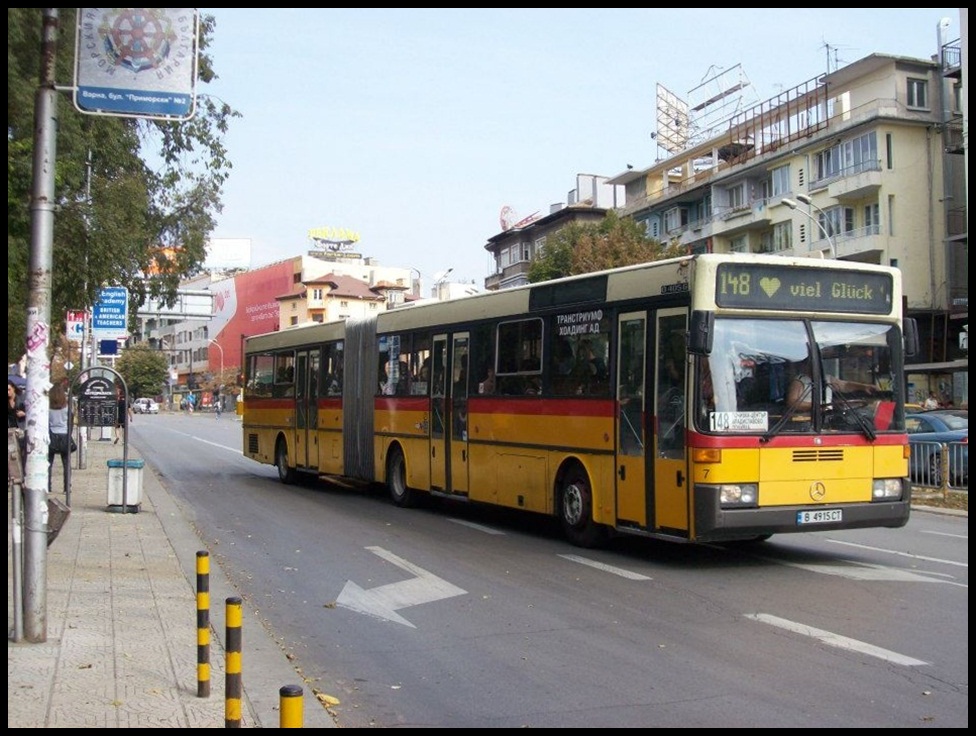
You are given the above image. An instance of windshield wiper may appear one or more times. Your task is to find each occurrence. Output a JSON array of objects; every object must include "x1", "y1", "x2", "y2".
[
  {"x1": 762, "y1": 401, "x2": 802, "y2": 443},
  {"x1": 827, "y1": 389, "x2": 877, "y2": 441}
]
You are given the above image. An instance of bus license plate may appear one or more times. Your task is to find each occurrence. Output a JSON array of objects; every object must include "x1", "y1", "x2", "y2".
[{"x1": 797, "y1": 509, "x2": 842, "y2": 525}]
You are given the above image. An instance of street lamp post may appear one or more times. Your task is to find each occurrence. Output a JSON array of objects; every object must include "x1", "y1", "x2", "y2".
[
  {"x1": 208, "y1": 339, "x2": 224, "y2": 386},
  {"x1": 408, "y1": 267, "x2": 422, "y2": 299},
  {"x1": 780, "y1": 193, "x2": 837, "y2": 259}
]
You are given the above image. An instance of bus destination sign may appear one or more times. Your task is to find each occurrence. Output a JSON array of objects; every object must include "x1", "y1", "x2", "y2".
[{"x1": 715, "y1": 263, "x2": 893, "y2": 314}]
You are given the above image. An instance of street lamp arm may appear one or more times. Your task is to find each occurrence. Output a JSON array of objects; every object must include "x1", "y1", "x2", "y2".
[{"x1": 779, "y1": 196, "x2": 836, "y2": 259}]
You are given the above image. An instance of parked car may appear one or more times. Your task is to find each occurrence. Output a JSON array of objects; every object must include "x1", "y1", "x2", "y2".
[
  {"x1": 905, "y1": 409, "x2": 968, "y2": 487},
  {"x1": 132, "y1": 398, "x2": 159, "y2": 415}
]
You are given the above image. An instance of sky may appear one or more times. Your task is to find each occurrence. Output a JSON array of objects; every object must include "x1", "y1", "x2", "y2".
[{"x1": 199, "y1": 8, "x2": 962, "y2": 290}]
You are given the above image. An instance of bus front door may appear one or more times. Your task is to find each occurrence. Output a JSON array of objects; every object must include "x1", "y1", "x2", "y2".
[
  {"x1": 615, "y1": 312, "x2": 647, "y2": 526},
  {"x1": 654, "y1": 309, "x2": 689, "y2": 534}
]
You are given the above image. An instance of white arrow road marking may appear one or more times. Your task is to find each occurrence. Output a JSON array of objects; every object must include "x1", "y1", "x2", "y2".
[
  {"x1": 336, "y1": 546, "x2": 467, "y2": 628},
  {"x1": 746, "y1": 613, "x2": 929, "y2": 666}
]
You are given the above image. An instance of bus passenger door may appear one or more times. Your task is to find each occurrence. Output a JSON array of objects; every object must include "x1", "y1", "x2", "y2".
[
  {"x1": 449, "y1": 334, "x2": 470, "y2": 495},
  {"x1": 615, "y1": 313, "x2": 647, "y2": 527},
  {"x1": 654, "y1": 309, "x2": 689, "y2": 533},
  {"x1": 294, "y1": 351, "x2": 311, "y2": 470},
  {"x1": 429, "y1": 335, "x2": 448, "y2": 491}
]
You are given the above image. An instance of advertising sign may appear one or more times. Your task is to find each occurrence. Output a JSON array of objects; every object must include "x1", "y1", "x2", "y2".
[
  {"x1": 73, "y1": 8, "x2": 199, "y2": 121},
  {"x1": 92, "y1": 287, "x2": 129, "y2": 339},
  {"x1": 66, "y1": 310, "x2": 86, "y2": 343}
]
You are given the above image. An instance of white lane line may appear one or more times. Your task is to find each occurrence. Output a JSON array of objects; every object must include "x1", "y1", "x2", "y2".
[
  {"x1": 447, "y1": 518, "x2": 506, "y2": 535},
  {"x1": 745, "y1": 613, "x2": 929, "y2": 666},
  {"x1": 921, "y1": 530, "x2": 968, "y2": 540},
  {"x1": 160, "y1": 428, "x2": 244, "y2": 454},
  {"x1": 826, "y1": 538, "x2": 967, "y2": 568},
  {"x1": 558, "y1": 554, "x2": 652, "y2": 580}
]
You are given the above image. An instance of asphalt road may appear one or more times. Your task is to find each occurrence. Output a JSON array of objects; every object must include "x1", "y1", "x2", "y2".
[{"x1": 130, "y1": 412, "x2": 968, "y2": 728}]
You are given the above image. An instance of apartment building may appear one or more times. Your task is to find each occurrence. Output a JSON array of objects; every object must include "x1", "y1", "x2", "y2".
[{"x1": 485, "y1": 41, "x2": 967, "y2": 405}]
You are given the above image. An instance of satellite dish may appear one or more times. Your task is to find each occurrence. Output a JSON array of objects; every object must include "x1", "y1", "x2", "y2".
[{"x1": 499, "y1": 205, "x2": 518, "y2": 231}]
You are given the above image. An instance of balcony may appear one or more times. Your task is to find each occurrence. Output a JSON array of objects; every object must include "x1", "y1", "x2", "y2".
[{"x1": 711, "y1": 198, "x2": 773, "y2": 237}]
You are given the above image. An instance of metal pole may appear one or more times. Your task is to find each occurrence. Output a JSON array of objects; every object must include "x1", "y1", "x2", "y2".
[{"x1": 23, "y1": 7, "x2": 61, "y2": 643}]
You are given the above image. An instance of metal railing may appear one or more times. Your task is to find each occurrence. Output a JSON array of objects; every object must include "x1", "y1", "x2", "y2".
[{"x1": 908, "y1": 439, "x2": 969, "y2": 492}]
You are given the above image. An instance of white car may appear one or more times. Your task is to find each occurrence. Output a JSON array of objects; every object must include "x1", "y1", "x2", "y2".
[{"x1": 133, "y1": 398, "x2": 159, "y2": 414}]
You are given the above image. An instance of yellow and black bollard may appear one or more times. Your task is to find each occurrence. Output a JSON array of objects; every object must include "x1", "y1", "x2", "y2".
[
  {"x1": 225, "y1": 596, "x2": 243, "y2": 727},
  {"x1": 280, "y1": 684, "x2": 304, "y2": 728},
  {"x1": 196, "y1": 551, "x2": 210, "y2": 698}
]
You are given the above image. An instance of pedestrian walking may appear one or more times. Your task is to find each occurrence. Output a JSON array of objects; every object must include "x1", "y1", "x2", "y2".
[
  {"x1": 48, "y1": 382, "x2": 75, "y2": 494},
  {"x1": 8, "y1": 378, "x2": 27, "y2": 477},
  {"x1": 113, "y1": 385, "x2": 133, "y2": 445}
]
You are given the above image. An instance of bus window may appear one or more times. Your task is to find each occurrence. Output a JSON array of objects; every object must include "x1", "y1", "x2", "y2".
[
  {"x1": 497, "y1": 318, "x2": 542, "y2": 395},
  {"x1": 324, "y1": 342, "x2": 343, "y2": 396},
  {"x1": 248, "y1": 353, "x2": 275, "y2": 398},
  {"x1": 274, "y1": 353, "x2": 295, "y2": 398}
]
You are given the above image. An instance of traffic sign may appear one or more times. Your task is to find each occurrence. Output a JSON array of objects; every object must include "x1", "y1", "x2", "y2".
[
  {"x1": 73, "y1": 9, "x2": 200, "y2": 122},
  {"x1": 66, "y1": 310, "x2": 86, "y2": 343}
]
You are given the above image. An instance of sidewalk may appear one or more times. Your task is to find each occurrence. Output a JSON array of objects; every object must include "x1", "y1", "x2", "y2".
[{"x1": 8, "y1": 433, "x2": 336, "y2": 728}]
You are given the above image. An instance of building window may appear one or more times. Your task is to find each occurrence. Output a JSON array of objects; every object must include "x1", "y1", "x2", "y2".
[
  {"x1": 290, "y1": 316, "x2": 298, "y2": 326},
  {"x1": 907, "y1": 78, "x2": 928, "y2": 109},
  {"x1": 340, "y1": 300, "x2": 349, "y2": 308},
  {"x1": 816, "y1": 206, "x2": 854, "y2": 239},
  {"x1": 312, "y1": 288, "x2": 323, "y2": 300},
  {"x1": 772, "y1": 221, "x2": 792, "y2": 252},
  {"x1": 534, "y1": 236, "x2": 546, "y2": 258},
  {"x1": 770, "y1": 165, "x2": 790, "y2": 198},
  {"x1": 864, "y1": 203, "x2": 880, "y2": 235},
  {"x1": 726, "y1": 183, "x2": 746, "y2": 210},
  {"x1": 664, "y1": 207, "x2": 688, "y2": 233},
  {"x1": 730, "y1": 235, "x2": 748, "y2": 253},
  {"x1": 815, "y1": 147, "x2": 840, "y2": 181}
]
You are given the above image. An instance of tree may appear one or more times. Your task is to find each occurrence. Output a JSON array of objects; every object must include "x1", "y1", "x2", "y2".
[
  {"x1": 115, "y1": 344, "x2": 169, "y2": 400},
  {"x1": 7, "y1": 9, "x2": 240, "y2": 363},
  {"x1": 527, "y1": 211, "x2": 686, "y2": 283}
]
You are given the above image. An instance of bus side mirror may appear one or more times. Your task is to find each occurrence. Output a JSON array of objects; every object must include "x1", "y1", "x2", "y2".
[
  {"x1": 688, "y1": 310, "x2": 713, "y2": 356},
  {"x1": 903, "y1": 317, "x2": 919, "y2": 358}
]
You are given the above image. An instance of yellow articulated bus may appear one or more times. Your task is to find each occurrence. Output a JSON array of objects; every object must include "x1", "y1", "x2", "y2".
[{"x1": 243, "y1": 253, "x2": 918, "y2": 547}]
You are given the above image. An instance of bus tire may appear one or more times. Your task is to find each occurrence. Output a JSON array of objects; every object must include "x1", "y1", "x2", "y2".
[
  {"x1": 276, "y1": 437, "x2": 295, "y2": 485},
  {"x1": 387, "y1": 446, "x2": 416, "y2": 508},
  {"x1": 558, "y1": 463, "x2": 607, "y2": 548}
]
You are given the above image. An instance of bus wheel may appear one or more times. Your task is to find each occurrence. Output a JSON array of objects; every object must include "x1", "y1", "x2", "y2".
[
  {"x1": 387, "y1": 446, "x2": 416, "y2": 508},
  {"x1": 276, "y1": 437, "x2": 295, "y2": 485},
  {"x1": 558, "y1": 464, "x2": 606, "y2": 548}
]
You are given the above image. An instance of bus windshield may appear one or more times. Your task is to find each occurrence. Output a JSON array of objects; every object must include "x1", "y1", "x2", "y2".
[{"x1": 697, "y1": 318, "x2": 903, "y2": 435}]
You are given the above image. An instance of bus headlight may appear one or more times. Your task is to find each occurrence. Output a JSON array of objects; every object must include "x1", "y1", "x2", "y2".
[
  {"x1": 872, "y1": 478, "x2": 904, "y2": 501},
  {"x1": 718, "y1": 484, "x2": 758, "y2": 508}
]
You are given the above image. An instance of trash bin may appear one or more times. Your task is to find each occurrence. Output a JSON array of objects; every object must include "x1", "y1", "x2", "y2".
[{"x1": 107, "y1": 458, "x2": 144, "y2": 512}]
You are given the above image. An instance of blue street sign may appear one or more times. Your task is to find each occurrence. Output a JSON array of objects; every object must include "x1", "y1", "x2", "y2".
[{"x1": 92, "y1": 286, "x2": 128, "y2": 338}]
